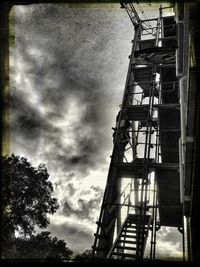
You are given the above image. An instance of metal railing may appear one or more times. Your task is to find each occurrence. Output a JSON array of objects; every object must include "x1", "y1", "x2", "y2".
[{"x1": 92, "y1": 182, "x2": 132, "y2": 255}]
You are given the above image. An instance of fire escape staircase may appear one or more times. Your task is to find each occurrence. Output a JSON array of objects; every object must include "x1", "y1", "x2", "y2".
[
  {"x1": 92, "y1": 2, "x2": 182, "y2": 261},
  {"x1": 106, "y1": 214, "x2": 152, "y2": 260}
]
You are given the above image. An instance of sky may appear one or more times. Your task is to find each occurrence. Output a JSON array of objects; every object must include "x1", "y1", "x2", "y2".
[{"x1": 9, "y1": 2, "x2": 182, "y2": 259}]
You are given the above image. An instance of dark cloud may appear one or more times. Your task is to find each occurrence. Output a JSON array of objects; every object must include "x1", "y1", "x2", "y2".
[
  {"x1": 11, "y1": 4, "x2": 119, "y2": 177},
  {"x1": 9, "y1": 92, "x2": 43, "y2": 139},
  {"x1": 61, "y1": 185, "x2": 103, "y2": 220},
  {"x1": 66, "y1": 183, "x2": 76, "y2": 197},
  {"x1": 62, "y1": 198, "x2": 99, "y2": 220},
  {"x1": 39, "y1": 127, "x2": 110, "y2": 177},
  {"x1": 9, "y1": 90, "x2": 46, "y2": 156}
]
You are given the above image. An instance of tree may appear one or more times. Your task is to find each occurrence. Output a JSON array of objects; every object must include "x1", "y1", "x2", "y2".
[
  {"x1": 13, "y1": 231, "x2": 73, "y2": 261},
  {"x1": 1, "y1": 154, "x2": 59, "y2": 257},
  {"x1": 74, "y1": 249, "x2": 93, "y2": 261}
]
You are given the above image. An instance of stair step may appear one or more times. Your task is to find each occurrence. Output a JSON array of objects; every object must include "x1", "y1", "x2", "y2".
[
  {"x1": 126, "y1": 224, "x2": 148, "y2": 228},
  {"x1": 122, "y1": 227, "x2": 148, "y2": 237},
  {"x1": 120, "y1": 234, "x2": 137, "y2": 238},
  {"x1": 125, "y1": 225, "x2": 148, "y2": 230},
  {"x1": 118, "y1": 238, "x2": 146, "y2": 243},
  {"x1": 125, "y1": 225, "x2": 137, "y2": 229},
  {"x1": 117, "y1": 240, "x2": 137, "y2": 245},
  {"x1": 114, "y1": 245, "x2": 137, "y2": 251},
  {"x1": 111, "y1": 252, "x2": 136, "y2": 258},
  {"x1": 126, "y1": 221, "x2": 137, "y2": 225},
  {"x1": 125, "y1": 226, "x2": 148, "y2": 231},
  {"x1": 127, "y1": 214, "x2": 152, "y2": 224},
  {"x1": 120, "y1": 234, "x2": 147, "y2": 238},
  {"x1": 122, "y1": 229, "x2": 137, "y2": 234},
  {"x1": 126, "y1": 220, "x2": 149, "y2": 225}
]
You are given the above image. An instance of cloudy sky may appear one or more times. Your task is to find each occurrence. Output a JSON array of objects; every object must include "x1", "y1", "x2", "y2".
[{"x1": 9, "y1": 2, "x2": 182, "y2": 258}]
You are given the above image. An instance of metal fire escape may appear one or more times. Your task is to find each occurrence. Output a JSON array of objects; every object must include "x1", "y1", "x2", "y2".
[{"x1": 92, "y1": 1, "x2": 183, "y2": 261}]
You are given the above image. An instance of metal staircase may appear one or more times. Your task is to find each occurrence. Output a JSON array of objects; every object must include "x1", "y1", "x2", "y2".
[{"x1": 107, "y1": 214, "x2": 152, "y2": 260}]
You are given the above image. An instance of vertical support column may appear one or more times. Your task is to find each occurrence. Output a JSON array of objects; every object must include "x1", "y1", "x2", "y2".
[
  {"x1": 0, "y1": 3, "x2": 12, "y2": 156},
  {"x1": 95, "y1": 163, "x2": 121, "y2": 258}
]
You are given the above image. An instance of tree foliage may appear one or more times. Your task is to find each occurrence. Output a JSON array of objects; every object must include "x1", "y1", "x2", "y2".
[
  {"x1": 74, "y1": 249, "x2": 93, "y2": 261},
  {"x1": 1, "y1": 154, "x2": 59, "y2": 256},
  {"x1": 13, "y1": 231, "x2": 73, "y2": 261}
]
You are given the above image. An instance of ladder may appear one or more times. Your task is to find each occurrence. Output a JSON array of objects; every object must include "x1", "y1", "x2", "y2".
[{"x1": 107, "y1": 214, "x2": 152, "y2": 260}]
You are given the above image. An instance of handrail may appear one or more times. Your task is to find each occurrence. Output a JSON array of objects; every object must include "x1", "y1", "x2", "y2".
[
  {"x1": 105, "y1": 182, "x2": 131, "y2": 214},
  {"x1": 179, "y1": 138, "x2": 184, "y2": 203},
  {"x1": 179, "y1": 76, "x2": 188, "y2": 146},
  {"x1": 106, "y1": 214, "x2": 130, "y2": 259},
  {"x1": 94, "y1": 182, "x2": 131, "y2": 243},
  {"x1": 103, "y1": 194, "x2": 130, "y2": 236},
  {"x1": 156, "y1": 16, "x2": 161, "y2": 47}
]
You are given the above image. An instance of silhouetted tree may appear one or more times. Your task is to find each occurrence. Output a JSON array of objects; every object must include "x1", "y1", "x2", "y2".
[
  {"x1": 13, "y1": 231, "x2": 73, "y2": 261},
  {"x1": 1, "y1": 154, "x2": 59, "y2": 258},
  {"x1": 74, "y1": 249, "x2": 93, "y2": 261}
]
